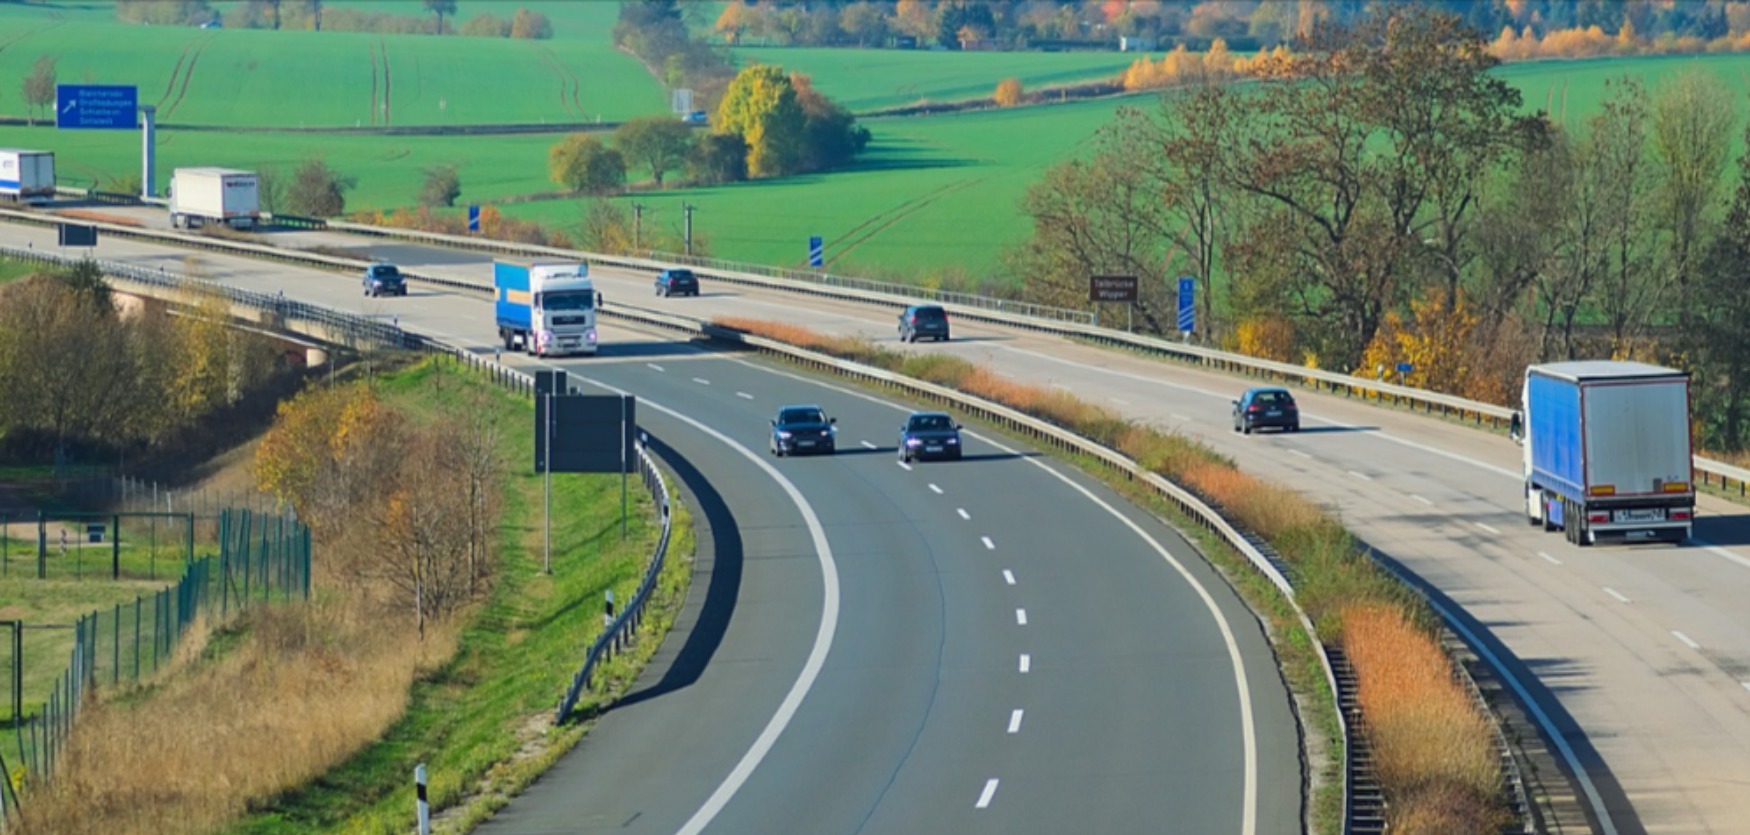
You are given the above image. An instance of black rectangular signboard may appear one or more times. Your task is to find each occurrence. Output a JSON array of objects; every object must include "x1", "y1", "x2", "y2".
[
  {"x1": 535, "y1": 393, "x2": 636, "y2": 474},
  {"x1": 58, "y1": 224, "x2": 97, "y2": 247}
]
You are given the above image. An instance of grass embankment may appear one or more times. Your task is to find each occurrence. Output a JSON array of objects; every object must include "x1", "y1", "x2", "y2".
[
  {"x1": 716, "y1": 316, "x2": 1509, "y2": 833},
  {"x1": 11, "y1": 356, "x2": 695, "y2": 835}
]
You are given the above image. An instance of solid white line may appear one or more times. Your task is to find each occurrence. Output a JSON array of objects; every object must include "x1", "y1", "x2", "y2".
[
  {"x1": 646, "y1": 363, "x2": 666, "y2": 372},
  {"x1": 1018, "y1": 654, "x2": 1030, "y2": 673},
  {"x1": 1413, "y1": 494, "x2": 1434, "y2": 506},
  {"x1": 1538, "y1": 551, "x2": 1563, "y2": 566},
  {"x1": 982, "y1": 536, "x2": 995, "y2": 550},
  {"x1": 1289, "y1": 449, "x2": 1313, "y2": 459},
  {"x1": 1015, "y1": 608, "x2": 1028, "y2": 625},
  {"x1": 1002, "y1": 569, "x2": 1016, "y2": 585},
  {"x1": 1604, "y1": 587, "x2": 1630, "y2": 604},
  {"x1": 692, "y1": 377, "x2": 710, "y2": 385},
  {"x1": 1477, "y1": 522, "x2": 1501, "y2": 535},
  {"x1": 1698, "y1": 540, "x2": 1750, "y2": 571},
  {"x1": 735, "y1": 391, "x2": 754, "y2": 400},
  {"x1": 1171, "y1": 413, "x2": 1189, "y2": 422},
  {"x1": 928, "y1": 483, "x2": 943, "y2": 494},
  {"x1": 861, "y1": 440, "x2": 877, "y2": 450},
  {"x1": 975, "y1": 779, "x2": 999, "y2": 809},
  {"x1": 957, "y1": 508, "x2": 971, "y2": 520},
  {"x1": 1007, "y1": 710, "x2": 1024, "y2": 734},
  {"x1": 896, "y1": 461, "x2": 912, "y2": 472},
  {"x1": 1673, "y1": 630, "x2": 1700, "y2": 650},
  {"x1": 1348, "y1": 470, "x2": 1372, "y2": 481},
  {"x1": 562, "y1": 378, "x2": 839, "y2": 835}
]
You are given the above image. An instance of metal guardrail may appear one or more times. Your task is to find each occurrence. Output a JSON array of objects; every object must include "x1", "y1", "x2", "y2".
[{"x1": 555, "y1": 441, "x2": 672, "y2": 724}]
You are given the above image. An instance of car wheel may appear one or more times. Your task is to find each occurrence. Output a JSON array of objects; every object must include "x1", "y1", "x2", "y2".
[
  {"x1": 1242, "y1": 422, "x2": 1253, "y2": 435},
  {"x1": 1290, "y1": 423, "x2": 1301, "y2": 432}
]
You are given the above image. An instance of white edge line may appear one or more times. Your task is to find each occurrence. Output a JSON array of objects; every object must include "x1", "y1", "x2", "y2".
[
  {"x1": 897, "y1": 460, "x2": 912, "y2": 471},
  {"x1": 1007, "y1": 709, "x2": 1024, "y2": 733},
  {"x1": 647, "y1": 363, "x2": 665, "y2": 372},
  {"x1": 725, "y1": 356, "x2": 1260, "y2": 835},
  {"x1": 1413, "y1": 495, "x2": 1434, "y2": 506},
  {"x1": 975, "y1": 778, "x2": 999, "y2": 809},
  {"x1": 1289, "y1": 449, "x2": 1313, "y2": 459},
  {"x1": 569, "y1": 376, "x2": 841, "y2": 835},
  {"x1": 1170, "y1": 413, "x2": 1189, "y2": 422},
  {"x1": 1538, "y1": 551, "x2": 1563, "y2": 566},
  {"x1": 1015, "y1": 608, "x2": 1027, "y2": 625},
  {"x1": 1673, "y1": 630, "x2": 1700, "y2": 650},
  {"x1": 1002, "y1": 569, "x2": 1016, "y2": 585},
  {"x1": 1603, "y1": 587, "x2": 1630, "y2": 604},
  {"x1": 692, "y1": 377, "x2": 710, "y2": 385},
  {"x1": 1347, "y1": 470, "x2": 1372, "y2": 481},
  {"x1": 861, "y1": 440, "x2": 877, "y2": 450},
  {"x1": 1018, "y1": 654, "x2": 1030, "y2": 673},
  {"x1": 1741, "y1": 681, "x2": 1750, "y2": 695},
  {"x1": 928, "y1": 483, "x2": 943, "y2": 494},
  {"x1": 1423, "y1": 592, "x2": 1620, "y2": 835}
]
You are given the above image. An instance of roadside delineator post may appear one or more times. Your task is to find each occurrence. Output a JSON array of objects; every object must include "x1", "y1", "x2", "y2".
[{"x1": 416, "y1": 763, "x2": 430, "y2": 834}]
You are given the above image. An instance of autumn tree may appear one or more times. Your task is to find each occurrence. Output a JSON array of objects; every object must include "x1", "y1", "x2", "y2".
[
  {"x1": 286, "y1": 156, "x2": 355, "y2": 217},
  {"x1": 549, "y1": 133, "x2": 627, "y2": 194},
  {"x1": 417, "y1": 164, "x2": 461, "y2": 207},
  {"x1": 509, "y1": 7, "x2": 552, "y2": 39},
  {"x1": 254, "y1": 383, "x2": 403, "y2": 541},
  {"x1": 22, "y1": 55, "x2": 55, "y2": 126},
  {"x1": 1685, "y1": 130, "x2": 1750, "y2": 451},
  {"x1": 614, "y1": 115, "x2": 694, "y2": 186},
  {"x1": 578, "y1": 198, "x2": 635, "y2": 254},
  {"x1": 994, "y1": 77, "x2": 1023, "y2": 107},
  {"x1": 840, "y1": 1, "x2": 888, "y2": 45},
  {"x1": 792, "y1": 73, "x2": 869, "y2": 172},
  {"x1": 715, "y1": 64, "x2": 806, "y2": 177},
  {"x1": 1650, "y1": 70, "x2": 1736, "y2": 295},
  {"x1": 0, "y1": 274, "x2": 135, "y2": 455}
]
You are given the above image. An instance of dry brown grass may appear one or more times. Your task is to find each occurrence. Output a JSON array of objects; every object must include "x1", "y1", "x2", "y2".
[
  {"x1": 1181, "y1": 462, "x2": 1329, "y2": 541},
  {"x1": 16, "y1": 593, "x2": 456, "y2": 835},
  {"x1": 1342, "y1": 603, "x2": 1506, "y2": 833},
  {"x1": 51, "y1": 209, "x2": 143, "y2": 227}
]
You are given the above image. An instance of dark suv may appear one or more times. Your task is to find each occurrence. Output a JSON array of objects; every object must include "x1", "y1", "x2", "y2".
[
  {"x1": 898, "y1": 304, "x2": 950, "y2": 343},
  {"x1": 770, "y1": 405, "x2": 836, "y2": 456},
  {"x1": 655, "y1": 268, "x2": 700, "y2": 297},
  {"x1": 1232, "y1": 388, "x2": 1300, "y2": 434},
  {"x1": 363, "y1": 263, "x2": 406, "y2": 297}
]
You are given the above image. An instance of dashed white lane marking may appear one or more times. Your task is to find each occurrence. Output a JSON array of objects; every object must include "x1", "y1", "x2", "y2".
[
  {"x1": 1015, "y1": 609, "x2": 1028, "y2": 626},
  {"x1": 861, "y1": 440, "x2": 877, "y2": 450},
  {"x1": 1110, "y1": 397, "x2": 1130, "y2": 405},
  {"x1": 1673, "y1": 631, "x2": 1700, "y2": 650},
  {"x1": 897, "y1": 461, "x2": 912, "y2": 472},
  {"x1": 1477, "y1": 522, "x2": 1501, "y2": 535},
  {"x1": 957, "y1": 508, "x2": 971, "y2": 520},
  {"x1": 982, "y1": 536, "x2": 995, "y2": 550},
  {"x1": 1019, "y1": 654, "x2": 1031, "y2": 673},
  {"x1": 1007, "y1": 710, "x2": 1024, "y2": 734},
  {"x1": 1003, "y1": 569, "x2": 1016, "y2": 585},
  {"x1": 1538, "y1": 551, "x2": 1563, "y2": 566},
  {"x1": 1413, "y1": 495, "x2": 1434, "y2": 506},
  {"x1": 735, "y1": 391, "x2": 754, "y2": 400},
  {"x1": 1289, "y1": 449, "x2": 1313, "y2": 459},
  {"x1": 647, "y1": 363, "x2": 666, "y2": 372},
  {"x1": 692, "y1": 377, "x2": 710, "y2": 385},
  {"x1": 928, "y1": 483, "x2": 943, "y2": 494},
  {"x1": 1604, "y1": 588, "x2": 1631, "y2": 604},
  {"x1": 1348, "y1": 470, "x2": 1373, "y2": 481},
  {"x1": 975, "y1": 779, "x2": 999, "y2": 809},
  {"x1": 1742, "y1": 681, "x2": 1750, "y2": 695}
]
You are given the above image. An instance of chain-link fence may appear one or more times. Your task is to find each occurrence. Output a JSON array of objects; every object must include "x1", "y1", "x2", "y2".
[{"x1": 1, "y1": 507, "x2": 309, "y2": 815}]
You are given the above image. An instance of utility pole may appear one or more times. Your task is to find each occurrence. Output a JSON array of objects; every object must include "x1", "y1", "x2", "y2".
[
  {"x1": 683, "y1": 202, "x2": 695, "y2": 256},
  {"x1": 632, "y1": 203, "x2": 644, "y2": 252}
]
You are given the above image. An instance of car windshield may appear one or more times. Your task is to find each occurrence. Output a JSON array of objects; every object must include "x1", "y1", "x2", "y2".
[
  {"x1": 913, "y1": 307, "x2": 946, "y2": 320},
  {"x1": 909, "y1": 415, "x2": 951, "y2": 431},
  {"x1": 780, "y1": 408, "x2": 824, "y2": 425},
  {"x1": 371, "y1": 266, "x2": 399, "y2": 279},
  {"x1": 1254, "y1": 391, "x2": 1293, "y2": 405},
  {"x1": 541, "y1": 291, "x2": 594, "y2": 311}
]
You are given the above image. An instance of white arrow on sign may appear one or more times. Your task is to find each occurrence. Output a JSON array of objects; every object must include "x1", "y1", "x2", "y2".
[{"x1": 61, "y1": 100, "x2": 77, "y2": 114}]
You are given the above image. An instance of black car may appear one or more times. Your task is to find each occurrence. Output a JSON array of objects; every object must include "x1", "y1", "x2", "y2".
[
  {"x1": 771, "y1": 405, "x2": 836, "y2": 456},
  {"x1": 655, "y1": 268, "x2": 700, "y2": 297},
  {"x1": 1233, "y1": 387, "x2": 1300, "y2": 434},
  {"x1": 898, "y1": 304, "x2": 950, "y2": 343},
  {"x1": 898, "y1": 411, "x2": 962, "y2": 462},
  {"x1": 363, "y1": 263, "x2": 406, "y2": 297}
]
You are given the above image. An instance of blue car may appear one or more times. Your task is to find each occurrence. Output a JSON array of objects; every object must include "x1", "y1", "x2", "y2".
[
  {"x1": 655, "y1": 268, "x2": 700, "y2": 297},
  {"x1": 1232, "y1": 387, "x2": 1300, "y2": 434},
  {"x1": 898, "y1": 411, "x2": 962, "y2": 462},
  {"x1": 771, "y1": 405, "x2": 836, "y2": 456}
]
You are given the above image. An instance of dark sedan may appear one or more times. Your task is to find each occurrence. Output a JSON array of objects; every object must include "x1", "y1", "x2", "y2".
[
  {"x1": 1232, "y1": 387, "x2": 1300, "y2": 434},
  {"x1": 898, "y1": 411, "x2": 962, "y2": 462},
  {"x1": 771, "y1": 405, "x2": 837, "y2": 456},
  {"x1": 655, "y1": 268, "x2": 700, "y2": 297}
]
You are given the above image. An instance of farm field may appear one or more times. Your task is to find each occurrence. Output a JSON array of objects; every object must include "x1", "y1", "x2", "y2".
[{"x1": 731, "y1": 46, "x2": 1138, "y2": 112}]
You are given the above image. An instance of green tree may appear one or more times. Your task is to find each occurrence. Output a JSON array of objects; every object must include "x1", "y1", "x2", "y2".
[
  {"x1": 548, "y1": 134, "x2": 625, "y2": 194},
  {"x1": 22, "y1": 54, "x2": 55, "y2": 126},
  {"x1": 1650, "y1": 70, "x2": 1736, "y2": 294},
  {"x1": 614, "y1": 115, "x2": 694, "y2": 187},
  {"x1": 418, "y1": 164, "x2": 461, "y2": 207},
  {"x1": 689, "y1": 133, "x2": 748, "y2": 185},
  {"x1": 510, "y1": 7, "x2": 552, "y2": 39},
  {"x1": 715, "y1": 64, "x2": 806, "y2": 178},
  {"x1": 1688, "y1": 139, "x2": 1750, "y2": 451},
  {"x1": 423, "y1": 0, "x2": 455, "y2": 33},
  {"x1": 793, "y1": 73, "x2": 870, "y2": 172},
  {"x1": 286, "y1": 156, "x2": 355, "y2": 217}
]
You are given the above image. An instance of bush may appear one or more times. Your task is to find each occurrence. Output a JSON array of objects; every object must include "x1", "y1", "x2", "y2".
[
  {"x1": 418, "y1": 164, "x2": 462, "y2": 208},
  {"x1": 286, "y1": 156, "x2": 354, "y2": 217},
  {"x1": 994, "y1": 77, "x2": 1024, "y2": 107},
  {"x1": 548, "y1": 134, "x2": 626, "y2": 195}
]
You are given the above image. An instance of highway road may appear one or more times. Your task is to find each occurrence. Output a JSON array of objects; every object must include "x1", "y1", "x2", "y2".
[{"x1": 11, "y1": 210, "x2": 1750, "y2": 833}]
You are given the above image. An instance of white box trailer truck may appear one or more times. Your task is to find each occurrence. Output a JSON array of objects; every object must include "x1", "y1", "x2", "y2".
[
  {"x1": 1514, "y1": 361, "x2": 1695, "y2": 546},
  {"x1": 0, "y1": 149, "x2": 55, "y2": 204},
  {"x1": 169, "y1": 167, "x2": 260, "y2": 230}
]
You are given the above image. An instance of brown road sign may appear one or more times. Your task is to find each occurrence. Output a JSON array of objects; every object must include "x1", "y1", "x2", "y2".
[{"x1": 1089, "y1": 275, "x2": 1138, "y2": 303}]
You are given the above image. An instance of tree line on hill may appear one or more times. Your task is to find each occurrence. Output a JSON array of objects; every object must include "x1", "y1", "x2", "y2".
[
  {"x1": 109, "y1": 0, "x2": 552, "y2": 39},
  {"x1": 1011, "y1": 6, "x2": 1750, "y2": 454}
]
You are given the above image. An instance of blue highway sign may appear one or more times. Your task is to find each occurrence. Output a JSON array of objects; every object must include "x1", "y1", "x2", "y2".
[
  {"x1": 56, "y1": 84, "x2": 138, "y2": 129},
  {"x1": 1177, "y1": 276, "x2": 1196, "y2": 333}
]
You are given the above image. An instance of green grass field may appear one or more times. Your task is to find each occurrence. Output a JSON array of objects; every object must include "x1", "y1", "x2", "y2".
[{"x1": 731, "y1": 46, "x2": 1138, "y2": 112}]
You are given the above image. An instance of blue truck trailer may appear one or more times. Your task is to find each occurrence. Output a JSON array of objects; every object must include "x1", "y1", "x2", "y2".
[{"x1": 1515, "y1": 361, "x2": 1694, "y2": 546}]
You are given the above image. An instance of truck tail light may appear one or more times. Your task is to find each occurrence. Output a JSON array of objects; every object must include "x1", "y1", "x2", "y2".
[
  {"x1": 1671, "y1": 509, "x2": 1693, "y2": 521},
  {"x1": 1587, "y1": 511, "x2": 1609, "y2": 524},
  {"x1": 1588, "y1": 485, "x2": 1616, "y2": 497},
  {"x1": 1661, "y1": 482, "x2": 1690, "y2": 493}
]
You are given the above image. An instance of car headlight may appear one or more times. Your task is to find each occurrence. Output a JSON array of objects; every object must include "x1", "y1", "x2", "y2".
[
  {"x1": 777, "y1": 431, "x2": 793, "y2": 439},
  {"x1": 906, "y1": 438, "x2": 922, "y2": 447}
]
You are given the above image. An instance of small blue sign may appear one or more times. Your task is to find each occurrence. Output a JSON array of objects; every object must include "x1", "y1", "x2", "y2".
[
  {"x1": 56, "y1": 84, "x2": 138, "y2": 130},
  {"x1": 467, "y1": 204, "x2": 481, "y2": 233},
  {"x1": 1177, "y1": 276, "x2": 1195, "y2": 333},
  {"x1": 1396, "y1": 361, "x2": 1414, "y2": 373},
  {"x1": 808, "y1": 236, "x2": 824, "y2": 268}
]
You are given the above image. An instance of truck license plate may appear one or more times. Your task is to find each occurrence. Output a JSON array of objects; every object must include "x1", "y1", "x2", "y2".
[{"x1": 1614, "y1": 509, "x2": 1665, "y2": 523}]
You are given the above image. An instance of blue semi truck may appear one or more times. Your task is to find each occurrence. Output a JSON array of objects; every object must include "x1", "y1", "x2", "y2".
[
  {"x1": 494, "y1": 259, "x2": 599, "y2": 357},
  {"x1": 1514, "y1": 361, "x2": 1694, "y2": 546}
]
